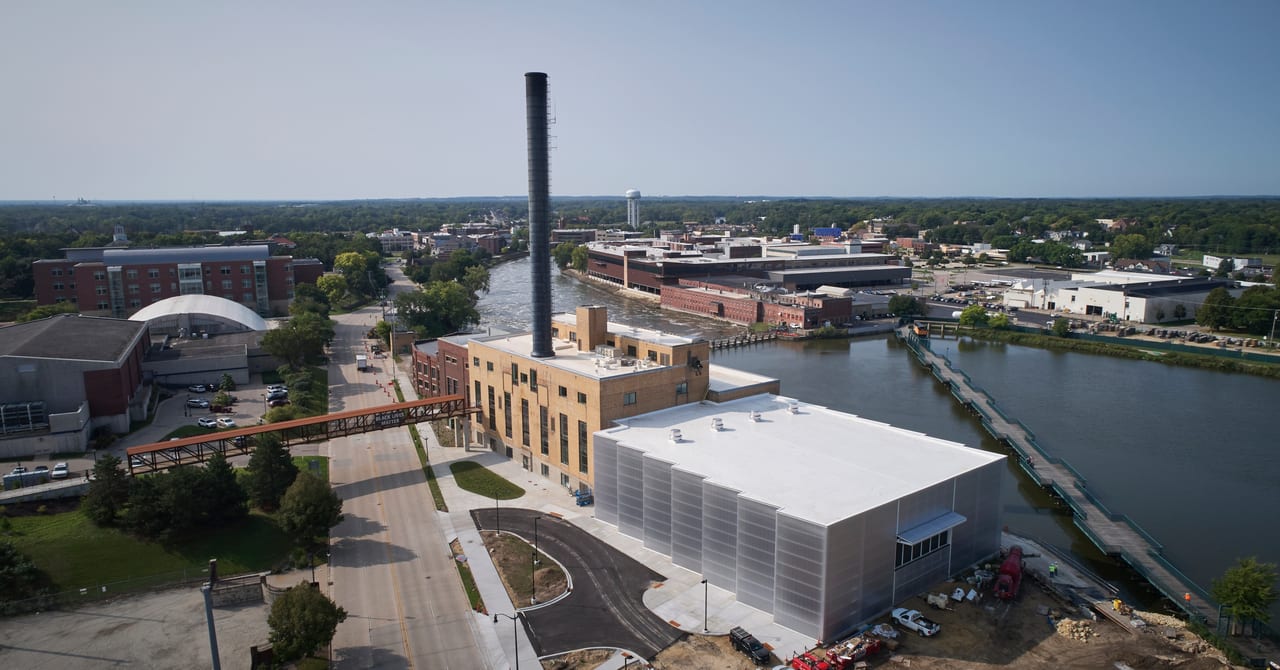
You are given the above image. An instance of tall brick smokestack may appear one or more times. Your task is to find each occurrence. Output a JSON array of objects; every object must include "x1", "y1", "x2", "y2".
[{"x1": 526, "y1": 72, "x2": 553, "y2": 358}]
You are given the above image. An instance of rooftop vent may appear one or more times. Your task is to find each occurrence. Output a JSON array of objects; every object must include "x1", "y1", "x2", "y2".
[
  {"x1": 711, "y1": 417, "x2": 724, "y2": 431},
  {"x1": 669, "y1": 428, "x2": 683, "y2": 443},
  {"x1": 787, "y1": 402, "x2": 801, "y2": 414},
  {"x1": 749, "y1": 410, "x2": 762, "y2": 422}
]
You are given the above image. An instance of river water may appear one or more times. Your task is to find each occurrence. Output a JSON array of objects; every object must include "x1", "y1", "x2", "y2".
[{"x1": 479, "y1": 257, "x2": 1280, "y2": 606}]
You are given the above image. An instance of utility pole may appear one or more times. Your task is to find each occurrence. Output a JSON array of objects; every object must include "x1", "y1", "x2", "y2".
[{"x1": 202, "y1": 559, "x2": 222, "y2": 670}]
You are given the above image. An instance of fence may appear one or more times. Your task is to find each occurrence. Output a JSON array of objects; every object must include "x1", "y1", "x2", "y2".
[{"x1": 0, "y1": 566, "x2": 210, "y2": 617}]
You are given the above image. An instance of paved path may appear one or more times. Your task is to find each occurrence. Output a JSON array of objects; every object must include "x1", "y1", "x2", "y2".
[
  {"x1": 327, "y1": 269, "x2": 495, "y2": 669},
  {"x1": 898, "y1": 326, "x2": 1217, "y2": 626}
]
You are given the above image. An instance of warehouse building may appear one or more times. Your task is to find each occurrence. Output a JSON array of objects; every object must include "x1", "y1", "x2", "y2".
[{"x1": 593, "y1": 394, "x2": 1005, "y2": 641}]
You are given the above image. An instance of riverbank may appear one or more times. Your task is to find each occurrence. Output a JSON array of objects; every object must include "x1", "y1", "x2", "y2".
[{"x1": 961, "y1": 326, "x2": 1280, "y2": 379}]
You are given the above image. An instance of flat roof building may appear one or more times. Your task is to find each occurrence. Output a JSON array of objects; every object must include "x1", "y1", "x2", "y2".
[{"x1": 594, "y1": 394, "x2": 1005, "y2": 641}]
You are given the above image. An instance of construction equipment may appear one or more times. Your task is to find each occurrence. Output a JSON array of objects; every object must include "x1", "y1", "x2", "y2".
[
  {"x1": 824, "y1": 635, "x2": 882, "y2": 668},
  {"x1": 994, "y1": 545, "x2": 1024, "y2": 600}
]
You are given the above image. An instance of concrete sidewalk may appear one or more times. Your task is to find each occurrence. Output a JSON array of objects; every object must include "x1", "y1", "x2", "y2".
[{"x1": 420, "y1": 424, "x2": 819, "y2": 668}]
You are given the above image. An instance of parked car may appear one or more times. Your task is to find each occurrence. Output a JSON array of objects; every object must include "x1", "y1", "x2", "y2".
[
  {"x1": 186, "y1": 398, "x2": 210, "y2": 409},
  {"x1": 729, "y1": 626, "x2": 771, "y2": 665},
  {"x1": 216, "y1": 417, "x2": 236, "y2": 428},
  {"x1": 267, "y1": 389, "x2": 289, "y2": 401},
  {"x1": 187, "y1": 384, "x2": 208, "y2": 393},
  {"x1": 197, "y1": 417, "x2": 218, "y2": 428},
  {"x1": 129, "y1": 456, "x2": 147, "y2": 468},
  {"x1": 32, "y1": 465, "x2": 48, "y2": 474},
  {"x1": 266, "y1": 384, "x2": 287, "y2": 394},
  {"x1": 8, "y1": 466, "x2": 28, "y2": 476},
  {"x1": 268, "y1": 398, "x2": 291, "y2": 407},
  {"x1": 50, "y1": 462, "x2": 69, "y2": 479},
  {"x1": 892, "y1": 608, "x2": 941, "y2": 637}
]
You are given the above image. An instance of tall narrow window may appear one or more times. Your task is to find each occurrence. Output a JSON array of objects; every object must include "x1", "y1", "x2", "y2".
[
  {"x1": 520, "y1": 399, "x2": 530, "y2": 447},
  {"x1": 487, "y1": 386, "x2": 496, "y2": 430},
  {"x1": 503, "y1": 392, "x2": 513, "y2": 438},
  {"x1": 577, "y1": 421, "x2": 589, "y2": 474},
  {"x1": 559, "y1": 413, "x2": 569, "y2": 465},
  {"x1": 539, "y1": 406, "x2": 549, "y2": 456}
]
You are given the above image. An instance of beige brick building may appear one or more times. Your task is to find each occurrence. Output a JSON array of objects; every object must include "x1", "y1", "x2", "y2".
[{"x1": 468, "y1": 306, "x2": 777, "y2": 492}]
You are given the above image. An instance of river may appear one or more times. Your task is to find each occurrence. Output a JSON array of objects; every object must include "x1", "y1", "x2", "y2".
[{"x1": 478, "y1": 257, "x2": 1280, "y2": 608}]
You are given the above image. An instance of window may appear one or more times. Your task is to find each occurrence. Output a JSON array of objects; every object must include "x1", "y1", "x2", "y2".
[
  {"x1": 52, "y1": 282, "x2": 64, "y2": 290},
  {"x1": 540, "y1": 463, "x2": 549, "y2": 478},
  {"x1": 529, "y1": 369, "x2": 538, "y2": 391},
  {"x1": 647, "y1": 350, "x2": 657, "y2": 362},
  {"x1": 51, "y1": 268, "x2": 63, "y2": 276},
  {"x1": 676, "y1": 381, "x2": 688, "y2": 395},
  {"x1": 503, "y1": 392, "x2": 512, "y2": 438},
  {"x1": 487, "y1": 386, "x2": 496, "y2": 430},
  {"x1": 150, "y1": 283, "x2": 161, "y2": 293},
  {"x1": 170, "y1": 282, "x2": 178, "y2": 291},
  {"x1": 473, "y1": 357, "x2": 479, "y2": 367},
  {"x1": 97, "y1": 301, "x2": 109, "y2": 310},
  {"x1": 577, "y1": 420, "x2": 589, "y2": 474},
  {"x1": 486, "y1": 361, "x2": 494, "y2": 372},
  {"x1": 558, "y1": 386, "x2": 567, "y2": 397},
  {"x1": 148, "y1": 268, "x2": 160, "y2": 278},
  {"x1": 126, "y1": 269, "x2": 138, "y2": 279},
  {"x1": 54, "y1": 296, "x2": 66, "y2": 303},
  {"x1": 220, "y1": 266, "x2": 231, "y2": 275},
  {"x1": 577, "y1": 391, "x2": 587, "y2": 404},
  {"x1": 242, "y1": 279, "x2": 252, "y2": 288},
  {"x1": 511, "y1": 363, "x2": 518, "y2": 381},
  {"x1": 660, "y1": 353, "x2": 670, "y2": 366},
  {"x1": 95, "y1": 286, "x2": 107, "y2": 296},
  {"x1": 243, "y1": 293, "x2": 254, "y2": 302},
  {"x1": 221, "y1": 280, "x2": 232, "y2": 290},
  {"x1": 474, "y1": 380, "x2": 481, "y2": 406},
  {"x1": 539, "y1": 406, "x2": 549, "y2": 455},
  {"x1": 519, "y1": 373, "x2": 527, "y2": 385},
  {"x1": 129, "y1": 298, "x2": 141, "y2": 308},
  {"x1": 568, "y1": 331, "x2": 577, "y2": 342},
  {"x1": 520, "y1": 399, "x2": 530, "y2": 447},
  {"x1": 559, "y1": 413, "x2": 569, "y2": 465},
  {"x1": 561, "y1": 473, "x2": 570, "y2": 488},
  {"x1": 128, "y1": 284, "x2": 140, "y2": 294},
  {"x1": 623, "y1": 391, "x2": 637, "y2": 406},
  {"x1": 895, "y1": 530, "x2": 950, "y2": 569},
  {"x1": 241, "y1": 265, "x2": 250, "y2": 274},
  {"x1": 93, "y1": 271, "x2": 105, "y2": 280}
]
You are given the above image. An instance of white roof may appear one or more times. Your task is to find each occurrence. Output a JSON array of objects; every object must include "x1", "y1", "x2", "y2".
[
  {"x1": 600, "y1": 394, "x2": 1004, "y2": 526},
  {"x1": 130, "y1": 295, "x2": 269, "y2": 331}
]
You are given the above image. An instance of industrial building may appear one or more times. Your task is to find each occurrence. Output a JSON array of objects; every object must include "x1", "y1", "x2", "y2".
[
  {"x1": 467, "y1": 305, "x2": 778, "y2": 492},
  {"x1": 1002, "y1": 273, "x2": 1232, "y2": 323},
  {"x1": 593, "y1": 394, "x2": 1005, "y2": 641},
  {"x1": 32, "y1": 244, "x2": 324, "y2": 318},
  {"x1": 0, "y1": 314, "x2": 151, "y2": 457}
]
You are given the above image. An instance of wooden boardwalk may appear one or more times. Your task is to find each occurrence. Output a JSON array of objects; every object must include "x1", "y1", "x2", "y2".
[{"x1": 897, "y1": 326, "x2": 1217, "y2": 625}]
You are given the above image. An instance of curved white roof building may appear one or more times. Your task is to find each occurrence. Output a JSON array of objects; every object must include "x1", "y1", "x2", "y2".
[{"x1": 130, "y1": 295, "x2": 269, "y2": 335}]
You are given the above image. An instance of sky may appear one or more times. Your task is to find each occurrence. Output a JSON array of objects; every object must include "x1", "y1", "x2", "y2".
[{"x1": 1, "y1": 1, "x2": 1278, "y2": 200}]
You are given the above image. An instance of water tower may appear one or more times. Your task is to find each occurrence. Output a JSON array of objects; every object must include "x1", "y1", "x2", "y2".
[{"x1": 625, "y1": 189, "x2": 641, "y2": 229}]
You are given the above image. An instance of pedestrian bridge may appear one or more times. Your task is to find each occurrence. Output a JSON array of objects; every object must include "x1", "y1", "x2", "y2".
[{"x1": 124, "y1": 396, "x2": 472, "y2": 474}]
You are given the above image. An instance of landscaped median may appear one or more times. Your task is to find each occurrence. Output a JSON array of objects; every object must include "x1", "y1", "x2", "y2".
[{"x1": 448, "y1": 461, "x2": 524, "y2": 500}]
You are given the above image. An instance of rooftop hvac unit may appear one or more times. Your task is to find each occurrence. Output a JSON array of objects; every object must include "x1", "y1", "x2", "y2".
[
  {"x1": 787, "y1": 402, "x2": 800, "y2": 414},
  {"x1": 749, "y1": 410, "x2": 761, "y2": 422},
  {"x1": 669, "y1": 428, "x2": 683, "y2": 443},
  {"x1": 711, "y1": 417, "x2": 724, "y2": 431}
]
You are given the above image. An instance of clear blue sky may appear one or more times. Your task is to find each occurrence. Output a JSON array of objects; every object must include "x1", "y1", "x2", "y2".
[{"x1": 2, "y1": 1, "x2": 1277, "y2": 200}]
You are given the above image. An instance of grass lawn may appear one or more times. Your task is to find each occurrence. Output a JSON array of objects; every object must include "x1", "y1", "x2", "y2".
[
  {"x1": 449, "y1": 461, "x2": 524, "y2": 500},
  {"x1": 293, "y1": 456, "x2": 329, "y2": 482},
  {"x1": 8, "y1": 509, "x2": 292, "y2": 593}
]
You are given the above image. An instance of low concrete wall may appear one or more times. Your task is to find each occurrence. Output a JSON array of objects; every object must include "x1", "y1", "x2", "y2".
[
  {"x1": 209, "y1": 572, "x2": 271, "y2": 607},
  {"x1": 0, "y1": 480, "x2": 89, "y2": 502}
]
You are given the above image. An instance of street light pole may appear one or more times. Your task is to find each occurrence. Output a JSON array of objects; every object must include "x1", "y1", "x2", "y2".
[
  {"x1": 494, "y1": 496, "x2": 500, "y2": 535},
  {"x1": 493, "y1": 612, "x2": 521, "y2": 670},
  {"x1": 702, "y1": 578, "x2": 709, "y2": 633}
]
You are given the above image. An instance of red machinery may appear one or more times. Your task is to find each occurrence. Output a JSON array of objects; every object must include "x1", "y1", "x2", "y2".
[{"x1": 993, "y1": 545, "x2": 1024, "y2": 600}]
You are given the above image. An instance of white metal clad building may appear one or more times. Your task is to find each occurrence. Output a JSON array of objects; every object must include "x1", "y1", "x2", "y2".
[{"x1": 593, "y1": 394, "x2": 1005, "y2": 641}]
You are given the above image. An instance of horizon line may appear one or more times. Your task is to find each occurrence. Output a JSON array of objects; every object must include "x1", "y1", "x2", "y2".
[{"x1": 2, "y1": 193, "x2": 1279, "y2": 204}]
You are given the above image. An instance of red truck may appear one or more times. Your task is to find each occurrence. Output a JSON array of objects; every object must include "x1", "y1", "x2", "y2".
[{"x1": 993, "y1": 545, "x2": 1024, "y2": 600}]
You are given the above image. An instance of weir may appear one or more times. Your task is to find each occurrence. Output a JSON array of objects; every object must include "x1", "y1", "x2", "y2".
[{"x1": 895, "y1": 325, "x2": 1218, "y2": 626}]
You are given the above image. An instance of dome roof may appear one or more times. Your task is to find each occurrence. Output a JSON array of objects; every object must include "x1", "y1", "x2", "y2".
[{"x1": 130, "y1": 295, "x2": 269, "y2": 332}]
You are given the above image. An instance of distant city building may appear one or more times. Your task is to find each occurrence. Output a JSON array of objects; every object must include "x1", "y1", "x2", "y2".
[
  {"x1": 1003, "y1": 272, "x2": 1230, "y2": 323},
  {"x1": 32, "y1": 244, "x2": 323, "y2": 318}
]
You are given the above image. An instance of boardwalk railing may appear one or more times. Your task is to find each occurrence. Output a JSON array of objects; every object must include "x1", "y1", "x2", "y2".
[{"x1": 897, "y1": 326, "x2": 1218, "y2": 626}]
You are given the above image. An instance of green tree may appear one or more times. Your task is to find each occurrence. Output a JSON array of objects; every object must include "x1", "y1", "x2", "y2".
[
  {"x1": 246, "y1": 433, "x2": 299, "y2": 512},
  {"x1": 394, "y1": 282, "x2": 479, "y2": 338},
  {"x1": 262, "y1": 311, "x2": 334, "y2": 369},
  {"x1": 1196, "y1": 287, "x2": 1235, "y2": 331},
  {"x1": 461, "y1": 265, "x2": 491, "y2": 296},
  {"x1": 552, "y1": 242, "x2": 576, "y2": 269},
  {"x1": 989, "y1": 313, "x2": 1011, "y2": 329},
  {"x1": 1051, "y1": 317, "x2": 1071, "y2": 337},
  {"x1": 570, "y1": 245, "x2": 588, "y2": 271},
  {"x1": 1174, "y1": 303, "x2": 1187, "y2": 320},
  {"x1": 1109, "y1": 233, "x2": 1154, "y2": 260},
  {"x1": 1212, "y1": 557, "x2": 1278, "y2": 628},
  {"x1": 315, "y1": 274, "x2": 348, "y2": 305},
  {"x1": 17, "y1": 302, "x2": 78, "y2": 322},
  {"x1": 267, "y1": 583, "x2": 348, "y2": 664},
  {"x1": 1215, "y1": 257, "x2": 1234, "y2": 278},
  {"x1": 887, "y1": 295, "x2": 923, "y2": 316},
  {"x1": 958, "y1": 304, "x2": 989, "y2": 327},
  {"x1": 0, "y1": 540, "x2": 48, "y2": 599},
  {"x1": 218, "y1": 373, "x2": 235, "y2": 392},
  {"x1": 279, "y1": 472, "x2": 343, "y2": 549},
  {"x1": 81, "y1": 455, "x2": 130, "y2": 526},
  {"x1": 203, "y1": 453, "x2": 248, "y2": 526}
]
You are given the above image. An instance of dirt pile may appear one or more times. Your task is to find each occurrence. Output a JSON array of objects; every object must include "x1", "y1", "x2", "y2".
[{"x1": 1055, "y1": 618, "x2": 1096, "y2": 642}]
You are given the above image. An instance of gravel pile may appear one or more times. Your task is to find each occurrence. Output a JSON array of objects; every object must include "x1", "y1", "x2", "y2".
[{"x1": 1056, "y1": 618, "x2": 1096, "y2": 642}]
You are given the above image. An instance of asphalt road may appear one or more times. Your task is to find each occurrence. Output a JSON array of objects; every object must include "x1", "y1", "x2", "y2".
[
  {"x1": 328, "y1": 266, "x2": 490, "y2": 669},
  {"x1": 471, "y1": 508, "x2": 682, "y2": 661}
]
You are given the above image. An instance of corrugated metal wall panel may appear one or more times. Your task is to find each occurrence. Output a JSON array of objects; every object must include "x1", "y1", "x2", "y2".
[
  {"x1": 774, "y1": 513, "x2": 825, "y2": 635},
  {"x1": 595, "y1": 435, "x2": 620, "y2": 525},
  {"x1": 642, "y1": 456, "x2": 674, "y2": 554},
  {"x1": 670, "y1": 468, "x2": 705, "y2": 572},
  {"x1": 701, "y1": 483, "x2": 739, "y2": 588},
  {"x1": 736, "y1": 497, "x2": 779, "y2": 613},
  {"x1": 616, "y1": 445, "x2": 645, "y2": 538}
]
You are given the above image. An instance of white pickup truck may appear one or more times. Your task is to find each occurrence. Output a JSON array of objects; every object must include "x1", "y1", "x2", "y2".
[{"x1": 892, "y1": 607, "x2": 941, "y2": 637}]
